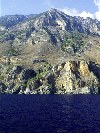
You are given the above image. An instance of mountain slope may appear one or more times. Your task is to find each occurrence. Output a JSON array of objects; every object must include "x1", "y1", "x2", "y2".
[{"x1": 0, "y1": 9, "x2": 99, "y2": 63}]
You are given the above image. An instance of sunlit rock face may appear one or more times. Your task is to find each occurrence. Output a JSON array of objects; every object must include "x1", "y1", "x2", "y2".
[{"x1": 56, "y1": 61, "x2": 99, "y2": 94}]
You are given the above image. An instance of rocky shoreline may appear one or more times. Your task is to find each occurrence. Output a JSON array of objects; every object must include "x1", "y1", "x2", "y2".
[{"x1": 0, "y1": 59, "x2": 100, "y2": 94}]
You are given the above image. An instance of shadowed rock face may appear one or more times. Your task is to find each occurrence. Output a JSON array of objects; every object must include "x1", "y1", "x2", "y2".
[
  {"x1": 21, "y1": 69, "x2": 36, "y2": 80},
  {"x1": 0, "y1": 60, "x2": 100, "y2": 94},
  {"x1": 88, "y1": 62, "x2": 100, "y2": 80}
]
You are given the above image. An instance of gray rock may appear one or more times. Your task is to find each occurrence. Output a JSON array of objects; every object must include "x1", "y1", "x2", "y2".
[
  {"x1": 0, "y1": 82, "x2": 7, "y2": 93},
  {"x1": 11, "y1": 66, "x2": 22, "y2": 74}
]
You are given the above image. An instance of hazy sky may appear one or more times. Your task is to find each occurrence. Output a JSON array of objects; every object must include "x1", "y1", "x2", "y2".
[
  {"x1": 1, "y1": 0, "x2": 100, "y2": 20},
  {"x1": 0, "y1": 0, "x2": 1, "y2": 16}
]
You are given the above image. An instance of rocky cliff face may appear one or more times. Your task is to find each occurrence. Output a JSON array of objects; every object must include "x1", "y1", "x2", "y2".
[
  {"x1": 0, "y1": 60, "x2": 100, "y2": 94},
  {"x1": 56, "y1": 61, "x2": 99, "y2": 94}
]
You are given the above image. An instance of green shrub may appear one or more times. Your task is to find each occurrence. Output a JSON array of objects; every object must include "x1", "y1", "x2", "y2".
[
  {"x1": 61, "y1": 32, "x2": 88, "y2": 53},
  {"x1": 6, "y1": 45, "x2": 21, "y2": 57}
]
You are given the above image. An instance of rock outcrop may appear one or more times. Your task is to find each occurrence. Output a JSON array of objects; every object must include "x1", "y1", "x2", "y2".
[
  {"x1": 56, "y1": 61, "x2": 98, "y2": 94},
  {"x1": 0, "y1": 60, "x2": 100, "y2": 94}
]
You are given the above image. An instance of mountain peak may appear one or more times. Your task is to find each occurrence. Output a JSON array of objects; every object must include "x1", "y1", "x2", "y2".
[
  {"x1": 47, "y1": 8, "x2": 65, "y2": 16},
  {"x1": 48, "y1": 8, "x2": 61, "y2": 13}
]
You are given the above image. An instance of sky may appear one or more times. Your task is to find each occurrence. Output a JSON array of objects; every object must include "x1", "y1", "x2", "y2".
[{"x1": 0, "y1": 0, "x2": 100, "y2": 20}]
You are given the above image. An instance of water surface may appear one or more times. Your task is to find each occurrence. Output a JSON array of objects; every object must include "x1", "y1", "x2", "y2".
[{"x1": 0, "y1": 95, "x2": 100, "y2": 133}]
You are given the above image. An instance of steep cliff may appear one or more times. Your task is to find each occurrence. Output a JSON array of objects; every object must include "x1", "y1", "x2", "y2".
[
  {"x1": 56, "y1": 61, "x2": 99, "y2": 94},
  {"x1": 0, "y1": 60, "x2": 100, "y2": 94}
]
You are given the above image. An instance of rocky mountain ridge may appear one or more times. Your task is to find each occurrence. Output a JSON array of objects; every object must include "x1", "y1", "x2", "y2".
[
  {"x1": 0, "y1": 9, "x2": 99, "y2": 57},
  {"x1": 0, "y1": 14, "x2": 37, "y2": 29},
  {"x1": 0, "y1": 9, "x2": 100, "y2": 34}
]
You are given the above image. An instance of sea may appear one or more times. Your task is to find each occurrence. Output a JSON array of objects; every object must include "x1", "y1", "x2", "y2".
[{"x1": 0, "y1": 95, "x2": 100, "y2": 133}]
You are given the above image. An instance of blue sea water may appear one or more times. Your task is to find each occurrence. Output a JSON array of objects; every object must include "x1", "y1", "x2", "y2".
[{"x1": 0, "y1": 95, "x2": 100, "y2": 133}]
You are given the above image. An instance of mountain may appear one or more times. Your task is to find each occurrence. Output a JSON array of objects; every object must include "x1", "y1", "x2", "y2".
[
  {"x1": 0, "y1": 9, "x2": 100, "y2": 57},
  {"x1": 0, "y1": 8, "x2": 100, "y2": 94},
  {"x1": 0, "y1": 14, "x2": 37, "y2": 28}
]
